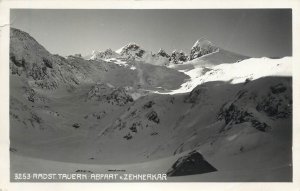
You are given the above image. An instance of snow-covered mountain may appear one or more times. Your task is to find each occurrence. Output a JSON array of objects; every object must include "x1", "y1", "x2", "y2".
[
  {"x1": 9, "y1": 27, "x2": 292, "y2": 182},
  {"x1": 90, "y1": 48, "x2": 119, "y2": 60},
  {"x1": 88, "y1": 38, "x2": 247, "y2": 68},
  {"x1": 189, "y1": 38, "x2": 219, "y2": 60},
  {"x1": 170, "y1": 50, "x2": 188, "y2": 65},
  {"x1": 157, "y1": 48, "x2": 170, "y2": 58},
  {"x1": 117, "y1": 43, "x2": 146, "y2": 58},
  {"x1": 90, "y1": 43, "x2": 171, "y2": 66}
]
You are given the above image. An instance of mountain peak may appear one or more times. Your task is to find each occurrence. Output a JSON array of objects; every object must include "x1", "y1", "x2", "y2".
[
  {"x1": 117, "y1": 42, "x2": 145, "y2": 58},
  {"x1": 90, "y1": 48, "x2": 119, "y2": 60},
  {"x1": 91, "y1": 50, "x2": 99, "y2": 55},
  {"x1": 170, "y1": 50, "x2": 188, "y2": 64},
  {"x1": 122, "y1": 42, "x2": 141, "y2": 50},
  {"x1": 192, "y1": 38, "x2": 214, "y2": 49},
  {"x1": 190, "y1": 38, "x2": 219, "y2": 60},
  {"x1": 116, "y1": 42, "x2": 141, "y2": 53},
  {"x1": 157, "y1": 48, "x2": 170, "y2": 58}
]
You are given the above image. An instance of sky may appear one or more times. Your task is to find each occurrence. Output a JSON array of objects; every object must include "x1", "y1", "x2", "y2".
[{"x1": 10, "y1": 9, "x2": 292, "y2": 58}]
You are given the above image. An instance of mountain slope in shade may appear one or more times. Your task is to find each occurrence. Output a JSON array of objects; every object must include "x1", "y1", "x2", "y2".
[
  {"x1": 10, "y1": 74, "x2": 292, "y2": 181},
  {"x1": 10, "y1": 28, "x2": 80, "y2": 89}
]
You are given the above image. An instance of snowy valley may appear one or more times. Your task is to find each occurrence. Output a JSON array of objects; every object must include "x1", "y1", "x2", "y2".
[{"x1": 9, "y1": 27, "x2": 292, "y2": 182}]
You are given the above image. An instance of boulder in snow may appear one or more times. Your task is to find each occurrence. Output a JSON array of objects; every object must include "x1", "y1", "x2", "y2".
[{"x1": 167, "y1": 151, "x2": 217, "y2": 176}]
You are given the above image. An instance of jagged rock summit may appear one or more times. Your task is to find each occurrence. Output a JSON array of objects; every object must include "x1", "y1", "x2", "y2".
[
  {"x1": 170, "y1": 50, "x2": 188, "y2": 65},
  {"x1": 87, "y1": 37, "x2": 246, "y2": 67},
  {"x1": 189, "y1": 38, "x2": 219, "y2": 60},
  {"x1": 117, "y1": 42, "x2": 146, "y2": 58},
  {"x1": 90, "y1": 48, "x2": 119, "y2": 60},
  {"x1": 157, "y1": 48, "x2": 170, "y2": 58}
]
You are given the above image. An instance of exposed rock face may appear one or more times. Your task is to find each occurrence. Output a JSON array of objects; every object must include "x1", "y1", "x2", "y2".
[
  {"x1": 90, "y1": 49, "x2": 119, "y2": 60},
  {"x1": 146, "y1": 111, "x2": 160, "y2": 124},
  {"x1": 87, "y1": 83, "x2": 111, "y2": 99},
  {"x1": 84, "y1": 111, "x2": 107, "y2": 120},
  {"x1": 24, "y1": 87, "x2": 48, "y2": 103},
  {"x1": 218, "y1": 102, "x2": 270, "y2": 132},
  {"x1": 167, "y1": 151, "x2": 217, "y2": 176},
  {"x1": 217, "y1": 80, "x2": 292, "y2": 132},
  {"x1": 256, "y1": 83, "x2": 292, "y2": 119},
  {"x1": 109, "y1": 88, "x2": 134, "y2": 106},
  {"x1": 143, "y1": 101, "x2": 155, "y2": 109},
  {"x1": 10, "y1": 147, "x2": 17, "y2": 153},
  {"x1": 170, "y1": 50, "x2": 188, "y2": 65},
  {"x1": 270, "y1": 83, "x2": 287, "y2": 94},
  {"x1": 74, "y1": 54, "x2": 82, "y2": 58},
  {"x1": 72, "y1": 123, "x2": 80, "y2": 129},
  {"x1": 87, "y1": 37, "x2": 248, "y2": 67},
  {"x1": 88, "y1": 38, "x2": 228, "y2": 66},
  {"x1": 10, "y1": 97, "x2": 44, "y2": 130},
  {"x1": 123, "y1": 133, "x2": 133, "y2": 140},
  {"x1": 189, "y1": 38, "x2": 219, "y2": 60},
  {"x1": 184, "y1": 84, "x2": 208, "y2": 104},
  {"x1": 87, "y1": 83, "x2": 133, "y2": 106},
  {"x1": 157, "y1": 48, "x2": 170, "y2": 58},
  {"x1": 10, "y1": 28, "x2": 80, "y2": 89},
  {"x1": 119, "y1": 43, "x2": 146, "y2": 58}
]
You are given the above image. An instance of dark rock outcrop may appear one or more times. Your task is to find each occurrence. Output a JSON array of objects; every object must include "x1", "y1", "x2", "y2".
[
  {"x1": 217, "y1": 102, "x2": 270, "y2": 132},
  {"x1": 157, "y1": 49, "x2": 170, "y2": 58},
  {"x1": 170, "y1": 50, "x2": 188, "y2": 64},
  {"x1": 143, "y1": 101, "x2": 155, "y2": 109},
  {"x1": 72, "y1": 123, "x2": 80, "y2": 129},
  {"x1": 167, "y1": 151, "x2": 217, "y2": 176},
  {"x1": 184, "y1": 85, "x2": 208, "y2": 104},
  {"x1": 123, "y1": 133, "x2": 133, "y2": 140},
  {"x1": 87, "y1": 83, "x2": 133, "y2": 106},
  {"x1": 256, "y1": 84, "x2": 291, "y2": 119},
  {"x1": 146, "y1": 111, "x2": 160, "y2": 124}
]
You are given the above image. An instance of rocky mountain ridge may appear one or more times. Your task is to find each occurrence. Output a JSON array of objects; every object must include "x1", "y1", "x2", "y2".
[{"x1": 88, "y1": 38, "x2": 242, "y2": 66}]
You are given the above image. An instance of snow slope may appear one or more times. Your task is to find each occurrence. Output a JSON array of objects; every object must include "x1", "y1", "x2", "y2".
[
  {"x1": 166, "y1": 55, "x2": 290, "y2": 94},
  {"x1": 10, "y1": 75, "x2": 292, "y2": 182}
]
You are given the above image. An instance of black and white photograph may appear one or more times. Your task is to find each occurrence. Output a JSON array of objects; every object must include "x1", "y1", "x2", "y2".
[{"x1": 0, "y1": 1, "x2": 299, "y2": 188}]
